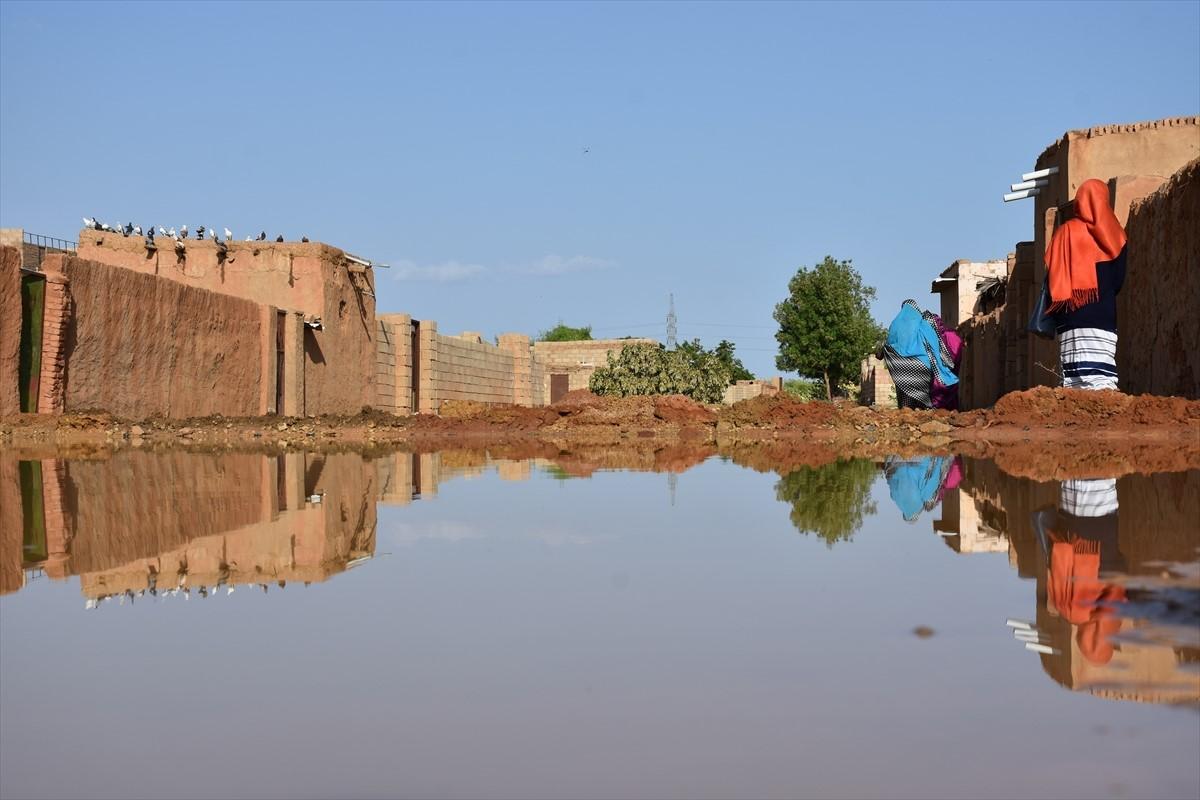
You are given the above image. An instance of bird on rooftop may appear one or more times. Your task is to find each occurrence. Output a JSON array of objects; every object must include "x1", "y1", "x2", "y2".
[
  {"x1": 275, "y1": 235, "x2": 284, "y2": 243},
  {"x1": 133, "y1": 225, "x2": 142, "y2": 236},
  {"x1": 208, "y1": 228, "x2": 218, "y2": 241},
  {"x1": 180, "y1": 224, "x2": 188, "y2": 238},
  {"x1": 301, "y1": 236, "x2": 309, "y2": 242},
  {"x1": 195, "y1": 225, "x2": 205, "y2": 240},
  {"x1": 245, "y1": 235, "x2": 252, "y2": 241},
  {"x1": 83, "y1": 216, "x2": 98, "y2": 230},
  {"x1": 224, "y1": 227, "x2": 232, "y2": 241},
  {"x1": 257, "y1": 231, "x2": 266, "y2": 241},
  {"x1": 168, "y1": 227, "x2": 177, "y2": 239},
  {"x1": 158, "y1": 226, "x2": 167, "y2": 236},
  {"x1": 146, "y1": 227, "x2": 155, "y2": 240},
  {"x1": 121, "y1": 223, "x2": 132, "y2": 237}
]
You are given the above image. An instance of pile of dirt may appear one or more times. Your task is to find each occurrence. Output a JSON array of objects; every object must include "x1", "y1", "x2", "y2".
[
  {"x1": 985, "y1": 387, "x2": 1200, "y2": 428},
  {"x1": 718, "y1": 394, "x2": 837, "y2": 429}
]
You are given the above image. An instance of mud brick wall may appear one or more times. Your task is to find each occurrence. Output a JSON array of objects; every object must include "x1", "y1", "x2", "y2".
[
  {"x1": 0, "y1": 247, "x2": 21, "y2": 416},
  {"x1": 723, "y1": 380, "x2": 781, "y2": 405},
  {"x1": 1119, "y1": 159, "x2": 1199, "y2": 398},
  {"x1": 45, "y1": 254, "x2": 265, "y2": 418},
  {"x1": 957, "y1": 242, "x2": 1058, "y2": 410}
]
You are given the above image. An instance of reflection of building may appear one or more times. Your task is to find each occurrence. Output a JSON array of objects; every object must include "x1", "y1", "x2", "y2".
[
  {"x1": 1, "y1": 452, "x2": 378, "y2": 600},
  {"x1": 955, "y1": 459, "x2": 1200, "y2": 704},
  {"x1": 933, "y1": 487, "x2": 1009, "y2": 555}
]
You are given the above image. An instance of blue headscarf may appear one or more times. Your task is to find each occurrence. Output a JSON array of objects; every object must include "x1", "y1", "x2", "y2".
[{"x1": 886, "y1": 301, "x2": 958, "y2": 386}]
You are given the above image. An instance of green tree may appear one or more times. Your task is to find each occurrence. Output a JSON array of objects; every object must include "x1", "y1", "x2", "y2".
[
  {"x1": 713, "y1": 340, "x2": 755, "y2": 383},
  {"x1": 589, "y1": 341, "x2": 731, "y2": 403},
  {"x1": 774, "y1": 459, "x2": 878, "y2": 547},
  {"x1": 539, "y1": 323, "x2": 593, "y2": 342},
  {"x1": 774, "y1": 256, "x2": 882, "y2": 400}
]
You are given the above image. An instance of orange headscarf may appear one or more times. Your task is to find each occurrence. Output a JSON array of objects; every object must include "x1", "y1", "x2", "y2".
[
  {"x1": 1048, "y1": 538, "x2": 1127, "y2": 664},
  {"x1": 1044, "y1": 179, "x2": 1127, "y2": 313}
]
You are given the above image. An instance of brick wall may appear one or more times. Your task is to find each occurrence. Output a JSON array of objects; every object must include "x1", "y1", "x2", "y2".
[
  {"x1": 859, "y1": 356, "x2": 896, "y2": 407},
  {"x1": 1118, "y1": 159, "x2": 1200, "y2": 398},
  {"x1": 722, "y1": 379, "x2": 782, "y2": 405}
]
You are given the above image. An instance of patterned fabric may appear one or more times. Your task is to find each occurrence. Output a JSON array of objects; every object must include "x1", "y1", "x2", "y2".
[
  {"x1": 884, "y1": 349, "x2": 933, "y2": 408},
  {"x1": 1060, "y1": 327, "x2": 1118, "y2": 390},
  {"x1": 1060, "y1": 478, "x2": 1119, "y2": 518}
]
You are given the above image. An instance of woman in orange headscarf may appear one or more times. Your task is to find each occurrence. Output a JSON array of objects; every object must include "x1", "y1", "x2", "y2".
[{"x1": 1043, "y1": 179, "x2": 1128, "y2": 390}]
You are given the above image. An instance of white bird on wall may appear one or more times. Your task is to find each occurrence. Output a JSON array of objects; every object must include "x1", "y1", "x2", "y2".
[
  {"x1": 208, "y1": 228, "x2": 217, "y2": 241},
  {"x1": 179, "y1": 224, "x2": 188, "y2": 238},
  {"x1": 158, "y1": 226, "x2": 167, "y2": 236},
  {"x1": 83, "y1": 216, "x2": 98, "y2": 229},
  {"x1": 224, "y1": 227, "x2": 233, "y2": 241}
]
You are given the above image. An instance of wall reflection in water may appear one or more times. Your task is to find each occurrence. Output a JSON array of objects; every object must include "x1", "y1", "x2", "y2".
[
  {"x1": 936, "y1": 461, "x2": 1200, "y2": 705},
  {"x1": 0, "y1": 449, "x2": 611, "y2": 604}
]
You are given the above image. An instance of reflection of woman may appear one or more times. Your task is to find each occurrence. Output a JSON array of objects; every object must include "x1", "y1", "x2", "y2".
[
  {"x1": 883, "y1": 300, "x2": 958, "y2": 409},
  {"x1": 1041, "y1": 479, "x2": 1127, "y2": 665},
  {"x1": 1044, "y1": 180, "x2": 1127, "y2": 390},
  {"x1": 884, "y1": 455, "x2": 961, "y2": 522}
]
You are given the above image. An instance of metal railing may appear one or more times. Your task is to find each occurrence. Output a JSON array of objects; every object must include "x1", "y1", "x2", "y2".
[{"x1": 19, "y1": 231, "x2": 77, "y2": 271}]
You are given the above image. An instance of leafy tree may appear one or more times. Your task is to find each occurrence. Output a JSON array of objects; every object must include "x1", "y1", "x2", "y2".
[
  {"x1": 589, "y1": 341, "x2": 731, "y2": 403},
  {"x1": 775, "y1": 459, "x2": 878, "y2": 547},
  {"x1": 539, "y1": 323, "x2": 593, "y2": 342},
  {"x1": 713, "y1": 340, "x2": 755, "y2": 383},
  {"x1": 774, "y1": 256, "x2": 882, "y2": 400}
]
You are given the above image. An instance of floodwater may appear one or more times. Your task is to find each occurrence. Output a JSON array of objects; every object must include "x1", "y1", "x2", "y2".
[{"x1": 1, "y1": 449, "x2": 1197, "y2": 800}]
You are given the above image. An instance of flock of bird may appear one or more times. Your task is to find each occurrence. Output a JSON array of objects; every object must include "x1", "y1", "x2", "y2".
[
  {"x1": 82, "y1": 216, "x2": 311, "y2": 251},
  {"x1": 84, "y1": 581, "x2": 289, "y2": 609}
]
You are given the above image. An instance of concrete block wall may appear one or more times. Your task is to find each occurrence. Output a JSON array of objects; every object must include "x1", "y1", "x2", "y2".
[
  {"x1": 533, "y1": 338, "x2": 658, "y2": 398},
  {"x1": 429, "y1": 331, "x2": 516, "y2": 411},
  {"x1": 859, "y1": 356, "x2": 896, "y2": 407},
  {"x1": 722, "y1": 379, "x2": 782, "y2": 405}
]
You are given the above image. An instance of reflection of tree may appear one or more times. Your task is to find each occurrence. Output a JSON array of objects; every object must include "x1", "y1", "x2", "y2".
[{"x1": 775, "y1": 459, "x2": 877, "y2": 547}]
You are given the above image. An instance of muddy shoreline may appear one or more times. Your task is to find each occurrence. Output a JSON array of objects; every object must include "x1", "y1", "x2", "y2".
[{"x1": 3, "y1": 387, "x2": 1198, "y2": 481}]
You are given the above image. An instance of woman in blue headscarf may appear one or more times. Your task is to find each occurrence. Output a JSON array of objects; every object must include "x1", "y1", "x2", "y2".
[{"x1": 882, "y1": 300, "x2": 958, "y2": 409}]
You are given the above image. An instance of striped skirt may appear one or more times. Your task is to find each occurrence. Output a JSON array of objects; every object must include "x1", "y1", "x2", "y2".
[{"x1": 1060, "y1": 328, "x2": 1118, "y2": 391}]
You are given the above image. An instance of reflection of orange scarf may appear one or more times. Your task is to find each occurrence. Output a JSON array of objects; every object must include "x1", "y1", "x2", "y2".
[
  {"x1": 1048, "y1": 538, "x2": 1127, "y2": 664},
  {"x1": 1044, "y1": 179, "x2": 1127, "y2": 313}
]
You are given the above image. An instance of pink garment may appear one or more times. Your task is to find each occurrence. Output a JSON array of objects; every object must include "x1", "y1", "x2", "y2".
[{"x1": 931, "y1": 329, "x2": 963, "y2": 410}]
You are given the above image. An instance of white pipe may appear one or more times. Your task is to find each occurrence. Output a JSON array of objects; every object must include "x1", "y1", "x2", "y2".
[
  {"x1": 344, "y1": 254, "x2": 372, "y2": 267},
  {"x1": 1021, "y1": 166, "x2": 1059, "y2": 181},
  {"x1": 1011, "y1": 179, "x2": 1050, "y2": 191},
  {"x1": 1003, "y1": 188, "x2": 1041, "y2": 202},
  {"x1": 1006, "y1": 619, "x2": 1033, "y2": 630}
]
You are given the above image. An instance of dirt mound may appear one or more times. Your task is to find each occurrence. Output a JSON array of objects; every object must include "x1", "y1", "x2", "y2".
[
  {"x1": 720, "y1": 395, "x2": 837, "y2": 428},
  {"x1": 989, "y1": 387, "x2": 1200, "y2": 428},
  {"x1": 652, "y1": 395, "x2": 718, "y2": 426},
  {"x1": 554, "y1": 389, "x2": 604, "y2": 409}
]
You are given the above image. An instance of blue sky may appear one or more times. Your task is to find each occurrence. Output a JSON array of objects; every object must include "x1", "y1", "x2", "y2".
[{"x1": 2, "y1": 1, "x2": 1197, "y2": 376}]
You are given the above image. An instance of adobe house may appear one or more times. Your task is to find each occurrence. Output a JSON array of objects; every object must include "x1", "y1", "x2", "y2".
[
  {"x1": 954, "y1": 116, "x2": 1200, "y2": 408},
  {"x1": 2, "y1": 230, "x2": 379, "y2": 418},
  {"x1": 930, "y1": 259, "x2": 1008, "y2": 328}
]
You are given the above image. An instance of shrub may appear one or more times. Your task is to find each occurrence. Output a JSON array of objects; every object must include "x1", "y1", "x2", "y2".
[{"x1": 589, "y1": 342, "x2": 731, "y2": 404}]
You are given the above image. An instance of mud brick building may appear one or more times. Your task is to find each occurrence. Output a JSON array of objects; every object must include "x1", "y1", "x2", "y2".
[
  {"x1": 3, "y1": 228, "x2": 672, "y2": 419},
  {"x1": 953, "y1": 117, "x2": 1200, "y2": 408}
]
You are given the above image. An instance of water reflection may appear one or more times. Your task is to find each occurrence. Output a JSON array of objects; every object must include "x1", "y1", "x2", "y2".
[
  {"x1": 948, "y1": 462, "x2": 1200, "y2": 705},
  {"x1": 883, "y1": 455, "x2": 962, "y2": 522},
  {"x1": 774, "y1": 458, "x2": 877, "y2": 547}
]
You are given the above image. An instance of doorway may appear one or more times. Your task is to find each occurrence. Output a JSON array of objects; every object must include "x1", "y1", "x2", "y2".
[{"x1": 550, "y1": 373, "x2": 569, "y2": 404}]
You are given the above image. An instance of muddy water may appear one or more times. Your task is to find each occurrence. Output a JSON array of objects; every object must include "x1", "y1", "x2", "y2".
[{"x1": 1, "y1": 450, "x2": 1197, "y2": 800}]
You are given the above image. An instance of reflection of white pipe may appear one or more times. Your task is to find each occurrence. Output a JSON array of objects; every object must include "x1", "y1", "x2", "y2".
[
  {"x1": 1021, "y1": 166, "x2": 1059, "y2": 181},
  {"x1": 1003, "y1": 188, "x2": 1041, "y2": 202},
  {"x1": 1025, "y1": 642, "x2": 1057, "y2": 655},
  {"x1": 1011, "y1": 179, "x2": 1050, "y2": 191}
]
